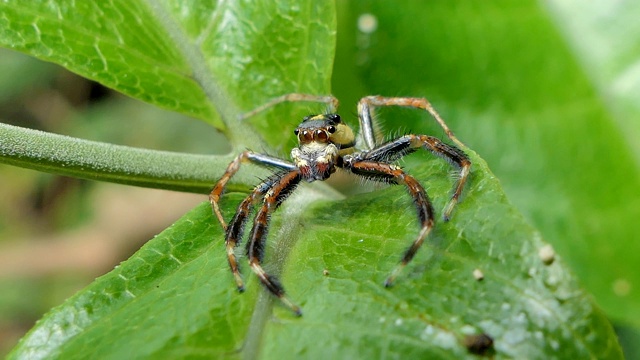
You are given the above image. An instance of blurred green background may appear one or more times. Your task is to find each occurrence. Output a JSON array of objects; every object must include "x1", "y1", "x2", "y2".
[
  {"x1": 333, "y1": 1, "x2": 640, "y2": 357},
  {"x1": 1, "y1": 0, "x2": 639, "y2": 358},
  {"x1": 0, "y1": 47, "x2": 231, "y2": 354}
]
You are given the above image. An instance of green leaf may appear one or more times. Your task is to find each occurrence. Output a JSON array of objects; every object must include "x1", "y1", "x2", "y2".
[
  {"x1": 0, "y1": 1, "x2": 219, "y2": 127},
  {"x1": 1, "y1": 0, "x2": 624, "y2": 358},
  {"x1": 0, "y1": 0, "x2": 336, "y2": 189},
  {"x1": 333, "y1": 0, "x2": 640, "y2": 331},
  {"x1": 0, "y1": 0, "x2": 335, "y2": 144},
  {"x1": 9, "y1": 151, "x2": 622, "y2": 359}
]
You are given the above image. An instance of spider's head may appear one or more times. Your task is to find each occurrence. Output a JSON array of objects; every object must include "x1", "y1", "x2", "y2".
[
  {"x1": 294, "y1": 114, "x2": 355, "y2": 149},
  {"x1": 291, "y1": 114, "x2": 354, "y2": 181}
]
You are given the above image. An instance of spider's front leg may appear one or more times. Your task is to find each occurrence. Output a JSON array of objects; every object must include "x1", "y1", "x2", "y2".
[
  {"x1": 211, "y1": 152, "x2": 295, "y2": 292},
  {"x1": 342, "y1": 158, "x2": 435, "y2": 287},
  {"x1": 209, "y1": 151, "x2": 295, "y2": 230},
  {"x1": 245, "y1": 170, "x2": 303, "y2": 315},
  {"x1": 222, "y1": 181, "x2": 272, "y2": 292}
]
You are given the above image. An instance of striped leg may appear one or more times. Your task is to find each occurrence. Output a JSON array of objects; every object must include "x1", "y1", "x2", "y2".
[
  {"x1": 344, "y1": 160, "x2": 435, "y2": 287},
  {"x1": 417, "y1": 135, "x2": 471, "y2": 221},
  {"x1": 246, "y1": 171, "x2": 303, "y2": 315},
  {"x1": 223, "y1": 181, "x2": 272, "y2": 292},
  {"x1": 357, "y1": 95, "x2": 465, "y2": 148},
  {"x1": 209, "y1": 151, "x2": 295, "y2": 230},
  {"x1": 349, "y1": 134, "x2": 471, "y2": 221}
]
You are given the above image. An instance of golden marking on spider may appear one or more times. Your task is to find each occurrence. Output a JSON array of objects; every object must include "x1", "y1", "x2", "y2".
[{"x1": 210, "y1": 94, "x2": 471, "y2": 316}]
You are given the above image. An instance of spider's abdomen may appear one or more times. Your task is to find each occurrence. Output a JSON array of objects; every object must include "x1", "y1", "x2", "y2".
[{"x1": 291, "y1": 143, "x2": 338, "y2": 181}]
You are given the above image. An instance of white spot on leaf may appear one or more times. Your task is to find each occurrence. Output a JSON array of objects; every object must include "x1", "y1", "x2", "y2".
[
  {"x1": 538, "y1": 244, "x2": 555, "y2": 265},
  {"x1": 357, "y1": 13, "x2": 378, "y2": 33},
  {"x1": 613, "y1": 278, "x2": 631, "y2": 296},
  {"x1": 473, "y1": 268, "x2": 484, "y2": 281}
]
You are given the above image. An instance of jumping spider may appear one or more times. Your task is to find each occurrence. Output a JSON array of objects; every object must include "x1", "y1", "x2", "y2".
[{"x1": 210, "y1": 94, "x2": 471, "y2": 316}]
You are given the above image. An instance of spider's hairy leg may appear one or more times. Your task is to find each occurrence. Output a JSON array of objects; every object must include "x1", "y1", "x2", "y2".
[
  {"x1": 224, "y1": 181, "x2": 272, "y2": 292},
  {"x1": 351, "y1": 134, "x2": 471, "y2": 221},
  {"x1": 343, "y1": 160, "x2": 435, "y2": 287},
  {"x1": 414, "y1": 135, "x2": 471, "y2": 221},
  {"x1": 239, "y1": 93, "x2": 339, "y2": 120},
  {"x1": 357, "y1": 95, "x2": 464, "y2": 148},
  {"x1": 247, "y1": 170, "x2": 303, "y2": 316},
  {"x1": 210, "y1": 151, "x2": 295, "y2": 230}
]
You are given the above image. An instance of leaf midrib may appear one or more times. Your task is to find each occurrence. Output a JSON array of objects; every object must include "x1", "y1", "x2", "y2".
[
  {"x1": 144, "y1": 1, "x2": 263, "y2": 146},
  {"x1": 241, "y1": 183, "x2": 344, "y2": 359}
]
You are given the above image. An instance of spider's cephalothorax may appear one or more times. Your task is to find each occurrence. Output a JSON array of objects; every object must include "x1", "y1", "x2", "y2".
[
  {"x1": 291, "y1": 114, "x2": 354, "y2": 181},
  {"x1": 210, "y1": 94, "x2": 471, "y2": 316}
]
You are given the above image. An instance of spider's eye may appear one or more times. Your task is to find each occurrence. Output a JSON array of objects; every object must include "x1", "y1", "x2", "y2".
[
  {"x1": 302, "y1": 129, "x2": 313, "y2": 142},
  {"x1": 294, "y1": 129, "x2": 299, "y2": 136},
  {"x1": 328, "y1": 114, "x2": 341, "y2": 123},
  {"x1": 327, "y1": 125, "x2": 336, "y2": 134},
  {"x1": 315, "y1": 129, "x2": 329, "y2": 142}
]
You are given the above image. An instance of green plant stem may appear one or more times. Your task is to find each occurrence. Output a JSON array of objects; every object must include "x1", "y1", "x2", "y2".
[{"x1": 0, "y1": 122, "x2": 242, "y2": 193}]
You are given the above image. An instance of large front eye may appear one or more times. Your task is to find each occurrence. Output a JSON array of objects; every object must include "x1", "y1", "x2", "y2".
[
  {"x1": 315, "y1": 129, "x2": 329, "y2": 142},
  {"x1": 301, "y1": 129, "x2": 313, "y2": 142}
]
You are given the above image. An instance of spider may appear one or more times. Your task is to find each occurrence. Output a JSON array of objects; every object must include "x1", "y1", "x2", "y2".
[{"x1": 210, "y1": 94, "x2": 471, "y2": 316}]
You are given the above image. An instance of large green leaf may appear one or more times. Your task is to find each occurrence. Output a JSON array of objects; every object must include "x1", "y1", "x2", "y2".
[
  {"x1": 9, "y1": 152, "x2": 621, "y2": 359},
  {"x1": 333, "y1": 0, "x2": 640, "y2": 331},
  {"x1": 1, "y1": 0, "x2": 624, "y2": 358},
  {"x1": 0, "y1": 1, "x2": 218, "y2": 127},
  {"x1": 0, "y1": 0, "x2": 336, "y2": 189},
  {"x1": 0, "y1": 0, "x2": 335, "y2": 144}
]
